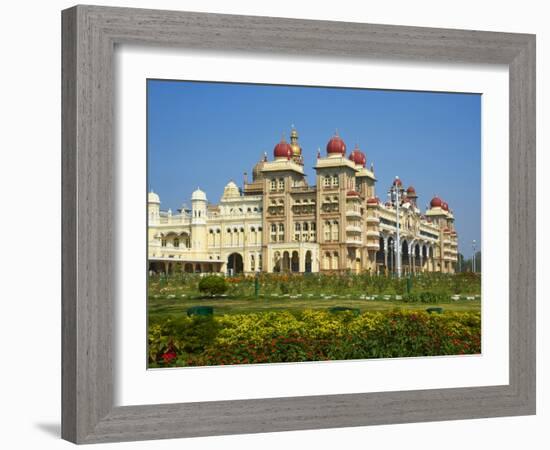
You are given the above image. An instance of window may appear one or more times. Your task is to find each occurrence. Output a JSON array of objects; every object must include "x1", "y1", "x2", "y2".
[
  {"x1": 173, "y1": 238, "x2": 179, "y2": 248},
  {"x1": 324, "y1": 176, "x2": 331, "y2": 187},
  {"x1": 311, "y1": 222, "x2": 316, "y2": 231},
  {"x1": 332, "y1": 175, "x2": 339, "y2": 186},
  {"x1": 250, "y1": 255, "x2": 255, "y2": 271},
  {"x1": 271, "y1": 224, "x2": 277, "y2": 233},
  {"x1": 303, "y1": 222, "x2": 309, "y2": 231},
  {"x1": 278, "y1": 178, "x2": 285, "y2": 190},
  {"x1": 295, "y1": 222, "x2": 301, "y2": 231},
  {"x1": 279, "y1": 223, "x2": 284, "y2": 232},
  {"x1": 161, "y1": 239, "x2": 167, "y2": 247},
  {"x1": 332, "y1": 220, "x2": 339, "y2": 241},
  {"x1": 270, "y1": 179, "x2": 276, "y2": 191},
  {"x1": 324, "y1": 221, "x2": 331, "y2": 241}
]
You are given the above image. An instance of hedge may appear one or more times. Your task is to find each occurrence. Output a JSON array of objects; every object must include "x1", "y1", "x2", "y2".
[{"x1": 148, "y1": 309, "x2": 481, "y2": 367}]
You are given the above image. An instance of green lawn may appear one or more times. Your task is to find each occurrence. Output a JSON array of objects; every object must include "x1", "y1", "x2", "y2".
[{"x1": 148, "y1": 295, "x2": 481, "y2": 319}]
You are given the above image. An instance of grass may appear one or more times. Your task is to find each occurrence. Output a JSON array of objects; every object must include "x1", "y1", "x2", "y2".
[{"x1": 148, "y1": 295, "x2": 481, "y2": 320}]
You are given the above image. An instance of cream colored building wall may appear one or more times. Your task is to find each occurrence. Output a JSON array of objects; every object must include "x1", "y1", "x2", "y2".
[{"x1": 148, "y1": 162, "x2": 458, "y2": 274}]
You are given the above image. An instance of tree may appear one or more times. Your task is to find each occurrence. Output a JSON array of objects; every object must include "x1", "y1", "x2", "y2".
[{"x1": 198, "y1": 276, "x2": 228, "y2": 297}]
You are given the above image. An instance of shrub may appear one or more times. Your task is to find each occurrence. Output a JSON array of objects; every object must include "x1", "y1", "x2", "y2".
[
  {"x1": 148, "y1": 309, "x2": 481, "y2": 367},
  {"x1": 198, "y1": 276, "x2": 228, "y2": 297}
]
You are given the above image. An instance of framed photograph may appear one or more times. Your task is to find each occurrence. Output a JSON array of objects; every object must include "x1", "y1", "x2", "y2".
[{"x1": 62, "y1": 5, "x2": 536, "y2": 444}]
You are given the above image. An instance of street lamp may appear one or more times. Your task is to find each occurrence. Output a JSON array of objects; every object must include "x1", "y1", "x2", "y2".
[
  {"x1": 388, "y1": 176, "x2": 404, "y2": 278},
  {"x1": 472, "y1": 239, "x2": 477, "y2": 273}
]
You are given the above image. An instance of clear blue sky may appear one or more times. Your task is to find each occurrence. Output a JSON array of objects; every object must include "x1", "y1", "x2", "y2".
[{"x1": 147, "y1": 79, "x2": 481, "y2": 256}]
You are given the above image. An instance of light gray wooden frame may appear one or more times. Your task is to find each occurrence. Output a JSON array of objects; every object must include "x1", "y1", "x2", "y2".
[{"x1": 62, "y1": 4, "x2": 536, "y2": 444}]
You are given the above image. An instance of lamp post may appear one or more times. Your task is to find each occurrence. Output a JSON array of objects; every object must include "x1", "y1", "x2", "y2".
[
  {"x1": 472, "y1": 239, "x2": 477, "y2": 273},
  {"x1": 388, "y1": 176, "x2": 404, "y2": 278}
]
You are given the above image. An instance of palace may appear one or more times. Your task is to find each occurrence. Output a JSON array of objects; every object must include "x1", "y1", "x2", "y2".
[{"x1": 148, "y1": 127, "x2": 459, "y2": 275}]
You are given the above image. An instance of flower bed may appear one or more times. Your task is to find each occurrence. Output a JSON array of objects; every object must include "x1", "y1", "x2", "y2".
[
  {"x1": 148, "y1": 309, "x2": 481, "y2": 368},
  {"x1": 148, "y1": 272, "x2": 481, "y2": 300}
]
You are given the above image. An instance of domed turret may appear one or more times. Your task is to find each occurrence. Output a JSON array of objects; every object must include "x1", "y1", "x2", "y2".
[
  {"x1": 148, "y1": 191, "x2": 160, "y2": 224},
  {"x1": 273, "y1": 136, "x2": 292, "y2": 159},
  {"x1": 442, "y1": 201, "x2": 449, "y2": 211},
  {"x1": 148, "y1": 191, "x2": 160, "y2": 204},
  {"x1": 393, "y1": 177, "x2": 403, "y2": 187},
  {"x1": 191, "y1": 188, "x2": 207, "y2": 202},
  {"x1": 430, "y1": 196, "x2": 443, "y2": 208},
  {"x1": 222, "y1": 181, "x2": 240, "y2": 199},
  {"x1": 252, "y1": 153, "x2": 267, "y2": 181},
  {"x1": 349, "y1": 145, "x2": 366, "y2": 167},
  {"x1": 326, "y1": 132, "x2": 346, "y2": 156},
  {"x1": 406, "y1": 186, "x2": 416, "y2": 194}
]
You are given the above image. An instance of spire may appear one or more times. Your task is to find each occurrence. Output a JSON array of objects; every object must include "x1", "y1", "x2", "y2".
[{"x1": 289, "y1": 125, "x2": 302, "y2": 163}]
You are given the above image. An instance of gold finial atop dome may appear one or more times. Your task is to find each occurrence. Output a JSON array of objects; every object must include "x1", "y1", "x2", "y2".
[{"x1": 289, "y1": 125, "x2": 302, "y2": 159}]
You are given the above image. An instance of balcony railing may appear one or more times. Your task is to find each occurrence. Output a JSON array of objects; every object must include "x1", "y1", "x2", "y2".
[{"x1": 346, "y1": 209, "x2": 362, "y2": 218}]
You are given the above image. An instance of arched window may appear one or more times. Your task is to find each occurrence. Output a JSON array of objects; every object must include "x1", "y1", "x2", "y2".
[
  {"x1": 303, "y1": 222, "x2": 309, "y2": 231},
  {"x1": 332, "y1": 221, "x2": 339, "y2": 241},
  {"x1": 324, "y1": 221, "x2": 331, "y2": 241},
  {"x1": 295, "y1": 223, "x2": 301, "y2": 231},
  {"x1": 324, "y1": 252, "x2": 331, "y2": 270},
  {"x1": 271, "y1": 224, "x2": 277, "y2": 233},
  {"x1": 173, "y1": 238, "x2": 179, "y2": 248}
]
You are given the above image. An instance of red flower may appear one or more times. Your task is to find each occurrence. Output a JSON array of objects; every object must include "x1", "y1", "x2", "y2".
[{"x1": 161, "y1": 351, "x2": 177, "y2": 363}]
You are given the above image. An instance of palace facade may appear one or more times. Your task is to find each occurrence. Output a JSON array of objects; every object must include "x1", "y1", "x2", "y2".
[{"x1": 148, "y1": 128, "x2": 459, "y2": 275}]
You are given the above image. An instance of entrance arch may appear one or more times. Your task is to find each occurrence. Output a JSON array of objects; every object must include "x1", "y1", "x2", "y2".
[
  {"x1": 282, "y1": 251, "x2": 291, "y2": 272},
  {"x1": 305, "y1": 251, "x2": 312, "y2": 272},
  {"x1": 227, "y1": 253, "x2": 243, "y2": 275},
  {"x1": 291, "y1": 251, "x2": 299, "y2": 273},
  {"x1": 401, "y1": 240, "x2": 410, "y2": 273}
]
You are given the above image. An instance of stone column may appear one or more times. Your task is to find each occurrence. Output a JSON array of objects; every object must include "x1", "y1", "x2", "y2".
[{"x1": 383, "y1": 235, "x2": 388, "y2": 270}]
